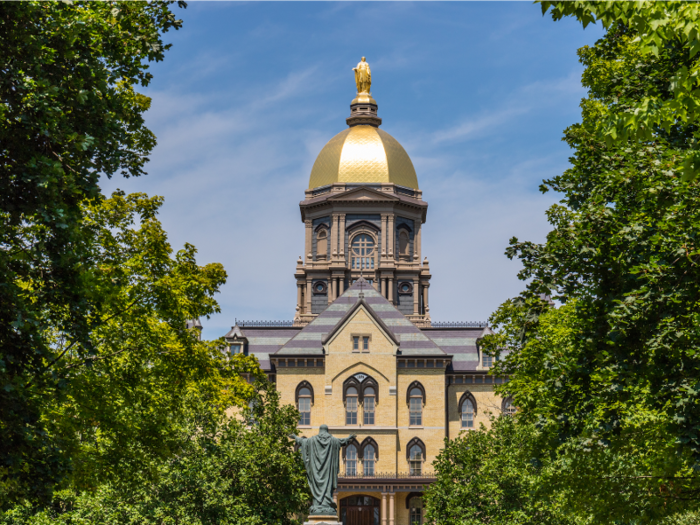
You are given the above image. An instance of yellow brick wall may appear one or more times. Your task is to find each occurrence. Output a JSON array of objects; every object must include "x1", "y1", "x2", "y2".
[
  {"x1": 397, "y1": 369, "x2": 445, "y2": 473},
  {"x1": 272, "y1": 308, "x2": 503, "y2": 491},
  {"x1": 448, "y1": 383, "x2": 503, "y2": 438}
]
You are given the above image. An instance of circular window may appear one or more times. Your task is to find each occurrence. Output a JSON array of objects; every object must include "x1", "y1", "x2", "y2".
[
  {"x1": 351, "y1": 234, "x2": 375, "y2": 256},
  {"x1": 314, "y1": 281, "x2": 327, "y2": 294},
  {"x1": 398, "y1": 281, "x2": 413, "y2": 295}
]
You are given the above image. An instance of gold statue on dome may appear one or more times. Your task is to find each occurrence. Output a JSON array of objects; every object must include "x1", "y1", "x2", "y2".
[{"x1": 353, "y1": 57, "x2": 371, "y2": 94}]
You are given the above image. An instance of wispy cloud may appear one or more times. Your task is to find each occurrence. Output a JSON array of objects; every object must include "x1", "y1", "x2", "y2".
[{"x1": 432, "y1": 106, "x2": 529, "y2": 144}]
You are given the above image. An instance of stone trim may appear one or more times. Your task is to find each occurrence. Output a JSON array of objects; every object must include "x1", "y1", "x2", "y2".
[
  {"x1": 295, "y1": 380, "x2": 315, "y2": 405},
  {"x1": 406, "y1": 380, "x2": 426, "y2": 406},
  {"x1": 458, "y1": 390, "x2": 477, "y2": 417},
  {"x1": 405, "y1": 437, "x2": 426, "y2": 461}
]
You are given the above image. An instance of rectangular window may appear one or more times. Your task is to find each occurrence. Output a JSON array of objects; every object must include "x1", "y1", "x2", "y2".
[
  {"x1": 346, "y1": 457, "x2": 356, "y2": 476},
  {"x1": 364, "y1": 457, "x2": 375, "y2": 476},
  {"x1": 363, "y1": 336, "x2": 369, "y2": 352},
  {"x1": 363, "y1": 397, "x2": 375, "y2": 425},
  {"x1": 353, "y1": 336, "x2": 359, "y2": 352},
  {"x1": 409, "y1": 398, "x2": 422, "y2": 426},
  {"x1": 231, "y1": 344, "x2": 242, "y2": 354},
  {"x1": 482, "y1": 354, "x2": 493, "y2": 368},
  {"x1": 410, "y1": 458, "x2": 422, "y2": 476},
  {"x1": 346, "y1": 397, "x2": 357, "y2": 425},
  {"x1": 298, "y1": 398, "x2": 311, "y2": 426}
]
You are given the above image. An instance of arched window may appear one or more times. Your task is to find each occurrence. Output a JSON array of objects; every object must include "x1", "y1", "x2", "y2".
[
  {"x1": 296, "y1": 382, "x2": 314, "y2": 426},
  {"x1": 461, "y1": 398, "x2": 475, "y2": 428},
  {"x1": 363, "y1": 386, "x2": 376, "y2": 425},
  {"x1": 502, "y1": 397, "x2": 516, "y2": 417},
  {"x1": 316, "y1": 227, "x2": 328, "y2": 260},
  {"x1": 406, "y1": 438, "x2": 425, "y2": 476},
  {"x1": 363, "y1": 444, "x2": 376, "y2": 476},
  {"x1": 351, "y1": 233, "x2": 375, "y2": 270},
  {"x1": 407, "y1": 381, "x2": 425, "y2": 426},
  {"x1": 409, "y1": 497, "x2": 423, "y2": 525},
  {"x1": 346, "y1": 387, "x2": 358, "y2": 425},
  {"x1": 399, "y1": 229, "x2": 410, "y2": 258},
  {"x1": 345, "y1": 444, "x2": 358, "y2": 476}
]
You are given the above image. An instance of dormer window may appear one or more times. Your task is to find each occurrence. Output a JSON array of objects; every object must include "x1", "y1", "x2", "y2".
[{"x1": 230, "y1": 343, "x2": 243, "y2": 355}]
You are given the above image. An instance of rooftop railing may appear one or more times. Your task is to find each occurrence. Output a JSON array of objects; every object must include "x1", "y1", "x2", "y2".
[
  {"x1": 339, "y1": 471, "x2": 436, "y2": 480},
  {"x1": 235, "y1": 319, "x2": 298, "y2": 328},
  {"x1": 234, "y1": 319, "x2": 487, "y2": 329},
  {"x1": 429, "y1": 321, "x2": 488, "y2": 328}
]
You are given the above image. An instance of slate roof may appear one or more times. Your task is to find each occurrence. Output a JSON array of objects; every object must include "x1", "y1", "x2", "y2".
[
  {"x1": 421, "y1": 328, "x2": 485, "y2": 372},
  {"x1": 274, "y1": 278, "x2": 445, "y2": 357},
  {"x1": 224, "y1": 279, "x2": 495, "y2": 372},
  {"x1": 224, "y1": 326, "x2": 301, "y2": 371}
]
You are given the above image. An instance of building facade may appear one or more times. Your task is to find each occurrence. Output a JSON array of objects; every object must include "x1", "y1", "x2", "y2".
[{"x1": 221, "y1": 68, "x2": 511, "y2": 525}]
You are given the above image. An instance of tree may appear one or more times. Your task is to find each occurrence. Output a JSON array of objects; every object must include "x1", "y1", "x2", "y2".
[
  {"x1": 480, "y1": 7, "x2": 700, "y2": 521},
  {"x1": 0, "y1": 190, "x2": 262, "y2": 507},
  {"x1": 1, "y1": 381, "x2": 311, "y2": 525},
  {"x1": 539, "y1": 1, "x2": 700, "y2": 179},
  {"x1": 0, "y1": 1, "x2": 185, "y2": 500},
  {"x1": 425, "y1": 416, "x2": 580, "y2": 525}
]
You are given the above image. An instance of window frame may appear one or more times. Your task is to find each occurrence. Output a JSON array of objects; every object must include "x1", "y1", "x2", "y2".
[
  {"x1": 458, "y1": 391, "x2": 477, "y2": 429},
  {"x1": 345, "y1": 387, "x2": 358, "y2": 425},
  {"x1": 345, "y1": 443, "x2": 358, "y2": 476},
  {"x1": 408, "y1": 497, "x2": 423, "y2": 525},
  {"x1": 407, "y1": 381, "x2": 426, "y2": 427},
  {"x1": 295, "y1": 381, "x2": 314, "y2": 426},
  {"x1": 363, "y1": 386, "x2": 376, "y2": 425},
  {"x1": 398, "y1": 229, "x2": 411, "y2": 259},
  {"x1": 315, "y1": 225, "x2": 329, "y2": 260},
  {"x1": 349, "y1": 231, "x2": 377, "y2": 271},
  {"x1": 406, "y1": 437, "x2": 426, "y2": 476},
  {"x1": 362, "y1": 443, "x2": 376, "y2": 476},
  {"x1": 502, "y1": 396, "x2": 516, "y2": 416}
]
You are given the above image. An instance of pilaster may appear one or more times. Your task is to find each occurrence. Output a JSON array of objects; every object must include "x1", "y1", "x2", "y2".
[
  {"x1": 381, "y1": 214, "x2": 389, "y2": 260},
  {"x1": 388, "y1": 215, "x2": 395, "y2": 260},
  {"x1": 331, "y1": 214, "x2": 340, "y2": 260},
  {"x1": 305, "y1": 219, "x2": 313, "y2": 264},
  {"x1": 414, "y1": 218, "x2": 422, "y2": 263},
  {"x1": 339, "y1": 214, "x2": 346, "y2": 260}
]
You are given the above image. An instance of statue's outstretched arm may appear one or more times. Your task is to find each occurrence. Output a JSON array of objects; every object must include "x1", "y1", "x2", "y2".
[
  {"x1": 339, "y1": 434, "x2": 358, "y2": 446},
  {"x1": 288, "y1": 434, "x2": 305, "y2": 445}
]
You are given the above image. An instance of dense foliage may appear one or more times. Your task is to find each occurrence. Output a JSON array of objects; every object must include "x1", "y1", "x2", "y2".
[
  {"x1": 425, "y1": 416, "x2": 580, "y2": 525},
  {"x1": 0, "y1": 191, "x2": 260, "y2": 507},
  {"x1": 540, "y1": 1, "x2": 700, "y2": 180},
  {"x1": 0, "y1": 0, "x2": 186, "y2": 501},
  {"x1": 470, "y1": 3, "x2": 700, "y2": 522},
  {"x1": 2, "y1": 382, "x2": 311, "y2": 525}
]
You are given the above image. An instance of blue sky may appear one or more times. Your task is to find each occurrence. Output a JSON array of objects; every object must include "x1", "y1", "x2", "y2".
[{"x1": 100, "y1": 2, "x2": 604, "y2": 338}]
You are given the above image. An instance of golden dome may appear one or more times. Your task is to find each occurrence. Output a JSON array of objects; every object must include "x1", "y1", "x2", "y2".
[{"x1": 308, "y1": 125, "x2": 419, "y2": 190}]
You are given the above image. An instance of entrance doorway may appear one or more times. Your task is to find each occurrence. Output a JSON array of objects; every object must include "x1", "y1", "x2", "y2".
[{"x1": 340, "y1": 495, "x2": 380, "y2": 525}]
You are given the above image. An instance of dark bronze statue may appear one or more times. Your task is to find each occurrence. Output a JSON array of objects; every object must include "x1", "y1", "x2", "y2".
[{"x1": 290, "y1": 425, "x2": 357, "y2": 516}]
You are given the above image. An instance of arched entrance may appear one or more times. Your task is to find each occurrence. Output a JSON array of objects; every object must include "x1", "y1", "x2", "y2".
[{"x1": 340, "y1": 495, "x2": 380, "y2": 525}]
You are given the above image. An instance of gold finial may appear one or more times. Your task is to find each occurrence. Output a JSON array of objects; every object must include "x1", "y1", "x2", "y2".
[{"x1": 352, "y1": 56, "x2": 371, "y2": 94}]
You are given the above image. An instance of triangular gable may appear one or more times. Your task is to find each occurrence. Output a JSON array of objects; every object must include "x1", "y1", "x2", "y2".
[
  {"x1": 224, "y1": 324, "x2": 245, "y2": 340},
  {"x1": 321, "y1": 298, "x2": 400, "y2": 346},
  {"x1": 274, "y1": 278, "x2": 445, "y2": 356},
  {"x1": 327, "y1": 186, "x2": 399, "y2": 202}
]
